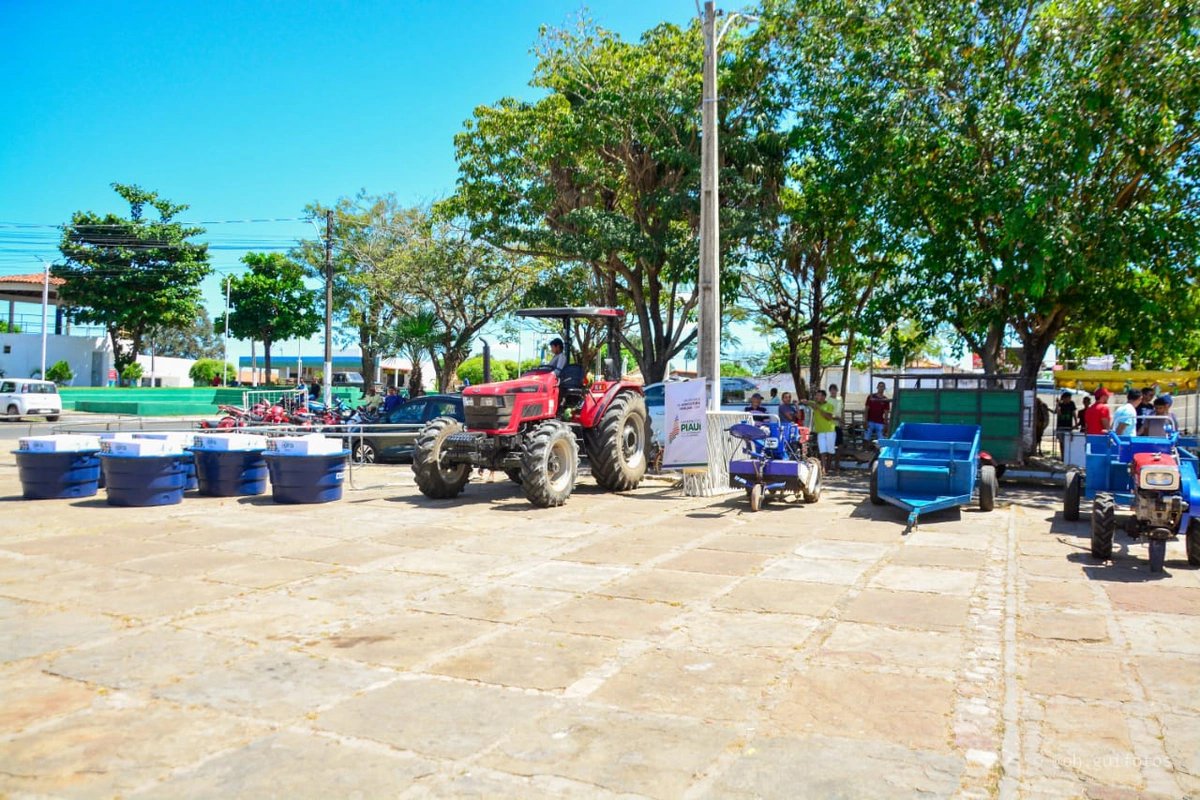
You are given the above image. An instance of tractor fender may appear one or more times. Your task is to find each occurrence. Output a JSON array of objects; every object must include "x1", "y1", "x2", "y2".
[
  {"x1": 1180, "y1": 456, "x2": 1200, "y2": 532},
  {"x1": 578, "y1": 381, "x2": 641, "y2": 429}
]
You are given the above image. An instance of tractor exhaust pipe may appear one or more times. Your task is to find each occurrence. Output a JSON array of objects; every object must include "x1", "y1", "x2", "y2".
[{"x1": 481, "y1": 339, "x2": 492, "y2": 384}]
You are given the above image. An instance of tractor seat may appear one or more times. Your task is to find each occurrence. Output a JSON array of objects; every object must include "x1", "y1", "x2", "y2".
[{"x1": 558, "y1": 364, "x2": 587, "y2": 407}]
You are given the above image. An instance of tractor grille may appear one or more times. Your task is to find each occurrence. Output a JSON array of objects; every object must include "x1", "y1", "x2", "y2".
[
  {"x1": 465, "y1": 405, "x2": 514, "y2": 430},
  {"x1": 520, "y1": 403, "x2": 544, "y2": 420}
]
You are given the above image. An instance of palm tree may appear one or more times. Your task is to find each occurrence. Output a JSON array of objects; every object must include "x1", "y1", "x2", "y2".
[{"x1": 382, "y1": 309, "x2": 442, "y2": 399}]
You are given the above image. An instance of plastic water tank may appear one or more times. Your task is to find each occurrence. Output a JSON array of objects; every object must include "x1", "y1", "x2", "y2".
[
  {"x1": 191, "y1": 448, "x2": 268, "y2": 497},
  {"x1": 100, "y1": 453, "x2": 188, "y2": 507},
  {"x1": 14, "y1": 450, "x2": 102, "y2": 500},
  {"x1": 263, "y1": 451, "x2": 348, "y2": 504}
]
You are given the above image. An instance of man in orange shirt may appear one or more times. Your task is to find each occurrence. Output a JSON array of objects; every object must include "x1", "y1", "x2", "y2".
[{"x1": 1083, "y1": 387, "x2": 1113, "y2": 434}]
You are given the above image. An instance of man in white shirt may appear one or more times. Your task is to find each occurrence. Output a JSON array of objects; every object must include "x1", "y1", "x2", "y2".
[{"x1": 1112, "y1": 390, "x2": 1142, "y2": 437}]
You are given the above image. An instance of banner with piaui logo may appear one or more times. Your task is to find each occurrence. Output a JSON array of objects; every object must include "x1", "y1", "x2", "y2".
[{"x1": 663, "y1": 379, "x2": 708, "y2": 468}]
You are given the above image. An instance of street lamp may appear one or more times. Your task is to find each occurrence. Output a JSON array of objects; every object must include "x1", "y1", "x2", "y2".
[{"x1": 696, "y1": 1, "x2": 755, "y2": 410}]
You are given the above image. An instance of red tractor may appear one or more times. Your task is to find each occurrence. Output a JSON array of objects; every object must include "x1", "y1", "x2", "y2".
[{"x1": 411, "y1": 307, "x2": 649, "y2": 507}]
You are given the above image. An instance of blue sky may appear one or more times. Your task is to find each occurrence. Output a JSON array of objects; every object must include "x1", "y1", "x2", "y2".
[{"x1": 0, "y1": 0, "x2": 712, "y2": 368}]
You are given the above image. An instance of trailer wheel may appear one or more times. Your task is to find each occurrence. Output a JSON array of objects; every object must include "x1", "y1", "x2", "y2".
[
  {"x1": 869, "y1": 458, "x2": 884, "y2": 505},
  {"x1": 978, "y1": 465, "x2": 997, "y2": 512},
  {"x1": 1063, "y1": 469, "x2": 1081, "y2": 521},
  {"x1": 521, "y1": 420, "x2": 578, "y2": 508},
  {"x1": 412, "y1": 417, "x2": 471, "y2": 499},
  {"x1": 749, "y1": 482, "x2": 763, "y2": 512},
  {"x1": 585, "y1": 391, "x2": 648, "y2": 491},
  {"x1": 1186, "y1": 518, "x2": 1200, "y2": 567},
  {"x1": 1091, "y1": 492, "x2": 1115, "y2": 560},
  {"x1": 802, "y1": 457, "x2": 823, "y2": 503}
]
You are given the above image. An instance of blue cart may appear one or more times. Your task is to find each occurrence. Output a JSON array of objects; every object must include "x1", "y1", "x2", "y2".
[
  {"x1": 869, "y1": 422, "x2": 996, "y2": 531},
  {"x1": 1062, "y1": 432, "x2": 1200, "y2": 572}
]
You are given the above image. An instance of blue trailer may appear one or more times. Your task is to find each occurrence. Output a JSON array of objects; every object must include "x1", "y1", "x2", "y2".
[{"x1": 869, "y1": 422, "x2": 997, "y2": 531}]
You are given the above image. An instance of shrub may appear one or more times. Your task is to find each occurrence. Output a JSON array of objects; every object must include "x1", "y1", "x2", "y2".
[
  {"x1": 457, "y1": 356, "x2": 509, "y2": 386},
  {"x1": 121, "y1": 362, "x2": 144, "y2": 386},
  {"x1": 45, "y1": 360, "x2": 74, "y2": 385},
  {"x1": 189, "y1": 359, "x2": 235, "y2": 386}
]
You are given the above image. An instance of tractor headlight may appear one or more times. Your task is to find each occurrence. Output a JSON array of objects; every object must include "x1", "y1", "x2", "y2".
[
  {"x1": 1140, "y1": 469, "x2": 1180, "y2": 491},
  {"x1": 479, "y1": 396, "x2": 497, "y2": 407}
]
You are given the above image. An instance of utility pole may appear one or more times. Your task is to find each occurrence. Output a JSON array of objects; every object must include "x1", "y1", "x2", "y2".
[
  {"x1": 323, "y1": 209, "x2": 334, "y2": 408},
  {"x1": 223, "y1": 275, "x2": 231, "y2": 386},
  {"x1": 697, "y1": 1, "x2": 721, "y2": 411},
  {"x1": 39, "y1": 258, "x2": 49, "y2": 380}
]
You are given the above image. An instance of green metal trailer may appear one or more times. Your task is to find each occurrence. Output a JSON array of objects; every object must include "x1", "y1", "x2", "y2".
[{"x1": 886, "y1": 374, "x2": 1031, "y2": 464}]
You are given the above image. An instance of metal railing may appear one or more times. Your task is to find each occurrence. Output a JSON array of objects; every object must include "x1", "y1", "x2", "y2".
[{"x1": 241, "y1": 387, "x2": 308, "y2": 413}]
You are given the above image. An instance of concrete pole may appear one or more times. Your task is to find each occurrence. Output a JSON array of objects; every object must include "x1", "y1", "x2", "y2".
[
  {"x1": 323, "y1": 209, "x2": 334, "y2": 408},
  {"x1": 40, "y1": 260, "x2": 49, "y2": 378},
  {"x1": 223, "y1": 275, "x2": 231, "y2": 386},
  {"x1": 697, "y1": 1, "x2": 722, "y2": 411}
]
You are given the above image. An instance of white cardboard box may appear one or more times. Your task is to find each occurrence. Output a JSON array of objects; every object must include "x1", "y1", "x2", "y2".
[
  {"x1": 192, "y1": 433, "x2": 268, "y2": 451},
  {"x1": 134, "y1": 432, "x2": 195, "y2": 450},
  {"x1": 266, "y1": 434, "x2": 343, "y2": 456},
  {"x1": 18, "y1": 435, "x2": 102, "y2": 453},
  {"x1": 100, "y1": 438, "x2": 182, "y2": 456}
]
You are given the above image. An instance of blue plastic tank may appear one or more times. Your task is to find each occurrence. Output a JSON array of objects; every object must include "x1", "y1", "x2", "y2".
[
  {"x1": 263, "y1": 451, "x2": 348, "y2": 504},
  {"x1": 100, "y1": 453, "x2": 188, "y2": 507},
  {"x1": 181, "y1": 450, "x2": 198, "y2": 491},
  {"x1": 14, "y1": 450, "x2": 102, "y2": 500},
  {"x1": 190, "y1": 448, "x2": 268, "y2": 497}
]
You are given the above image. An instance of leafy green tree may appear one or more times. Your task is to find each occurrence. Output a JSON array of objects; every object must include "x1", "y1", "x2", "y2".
[
  {"x1": 121, "y1": 362, "x2": 144, "y2": 387},
  {"x1": 216, "y1": 253, "x2": 320, "y2": 385},
  {"x1": 777, "y1": 0, "x2": 1200, "y2": 387},
  {"x1": 189, "y1": 359, "x2": 234, "y2": 386},
  {"x1": 456, "y1": 356, "x2": 510, "y2": 386},
  {"x1": 56, "y1": 183, "x2": 210, "y2": 375},
  {"x1": 721, "y1": 362, "x2": 754, "y2": 378},
  {"x1": 293, "y1": 193, "x2": 416, "y2": 386},
  {"x1": 379, "y1": 309, "x2": 442, "y2": 399},
  {"x1": 445, "y1": 16, "x2": 783, "y2": 384},
  {"x1": 45, "y1": 360, "x2": 74, "y2": 385},
  {"x1": 401, "y1": 213, "x2": 537, "y2": 391},
  {"x1": 149, "y1": 308, "x2": 224, "y2": 360}
]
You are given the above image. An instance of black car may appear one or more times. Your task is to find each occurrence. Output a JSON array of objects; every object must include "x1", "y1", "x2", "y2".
[{"x1": 345, "y1": 393, "x2": 464, "y2": 464}]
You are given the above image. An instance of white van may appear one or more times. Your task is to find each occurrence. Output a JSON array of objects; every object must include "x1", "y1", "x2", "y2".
[{"x1": 0, "y1": 379, "x2": 63, "y2": 421}]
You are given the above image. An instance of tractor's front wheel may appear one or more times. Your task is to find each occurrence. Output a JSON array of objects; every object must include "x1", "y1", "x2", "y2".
[
  {"x1": 1091, "y1": 492, "x2": 1115, "y2": 560},
  {"x1": 585, "y1": 391, "x2": 648, "y2": 492},
  {"x1": 412, "y1": 417, "x2": 471, "y2": 499},
  {"x1": 802, "y1": 457, "x2": 823, "y2": 504},
  {"x1": 521, "y1": 420, "x2": 578, "y2": 508},
  {"x1": 1186, "y1": 518, "x2": 1200, "y2": 567}
]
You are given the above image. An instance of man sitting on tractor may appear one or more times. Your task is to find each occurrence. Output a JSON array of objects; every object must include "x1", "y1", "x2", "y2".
[{"x1": 547, "y1": 338, "x2": 567, "y2": 377}]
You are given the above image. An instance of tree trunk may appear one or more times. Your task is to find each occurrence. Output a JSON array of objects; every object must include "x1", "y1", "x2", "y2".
[
  {"x1": 263, "y1": 337, "x2": 273, "y2": 386},
  {"x1": 808, "y1": 273, "x2": 824, "y2": 394}
]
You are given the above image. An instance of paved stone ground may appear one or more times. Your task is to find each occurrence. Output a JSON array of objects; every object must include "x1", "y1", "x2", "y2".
[{"x1": 1, "y1": 460, "x2": 1198, "y2": 798}]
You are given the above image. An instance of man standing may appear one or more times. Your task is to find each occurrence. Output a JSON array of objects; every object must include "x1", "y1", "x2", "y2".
[
  {"x1": 828, "y1": 384, "x2": 844, "y2": 450},
  {"x1": 1112, "y1": 389, "x2": 1142, "y2": 437},
  {"x1": 1136, "y1": 386, "x2": 1156, "y2": 430},
  {"x1": 778, "y1": 391, "x2": 803, "y2": 425},
  {"x1": 811, "y1": 389, "x2": 838, "y2": 473},
  {"x1": 864, "y1": 382, "x2": 891, "y2": 442},
  {"x1": 1083, "y1": 388, "x2": 1112, "y2": 434},
  {"x1": 1054, "y1": 391, "x2": 1077, "y2": 458}
]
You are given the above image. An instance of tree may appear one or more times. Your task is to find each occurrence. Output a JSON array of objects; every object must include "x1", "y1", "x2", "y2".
[
  {"x1": 399, "y1": 213, "x2": 537, "y2": 392},
  {"x1": 293, "y1": 193, "x2": 416, "y2": 386},
  {"x1": 216, "y1": 253, "x2": 320, "y2": 385},
  {"x1": 149, "y1": 307, "x2": 224, "y2": 360},
  {"x1": 445, "y1": 16, "x2": 785, "y2": 384},
  {"x1": 189, "y1": 359, "x2": 234, "y2": 386},
  {"x1": 456, "y1": 356, "x2": 511, "y2": 386},
  {"x1": 56, "y1": 183, "x2": 210, "y2": 375},
  {"x1": 379, "y1": 309, "x2": 442, "y2": 399},
  {"x1": 781, "y1": 0, "x2": 1200, "y2": 388}
]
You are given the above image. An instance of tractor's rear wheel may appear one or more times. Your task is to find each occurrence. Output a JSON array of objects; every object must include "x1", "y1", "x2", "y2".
[
  {"x1": 1063, "y1": 469, "x2": 1082, "y2": 521},
  {"x1": 505, "y1": 468, "x2": 522, "y2": 484},
  {"x1": 1091, "y1": 492, "x2": 1115, "y2": 561},
  {"x1": 978, "y1": 465, "x2": 997, "y2": 512},
  {"x1": 585, "y1": 391, "x2": 648, "y2": 492},
  {"x1": 1186, "y1": 518, "x2": 1200, "y2": 567},
  {"x1": 521, "y1": 421, "x2": 578, "y2": 508},
  {"x1": 412, "y1": 417, "x2": 471, "y2": 499}
]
